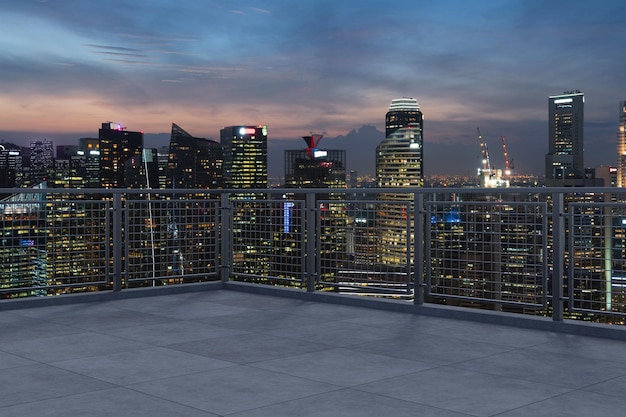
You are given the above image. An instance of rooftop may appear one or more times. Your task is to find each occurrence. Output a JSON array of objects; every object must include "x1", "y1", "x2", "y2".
[{"x1": 2, "y1": 284, "x2": 626, "y2": 417}]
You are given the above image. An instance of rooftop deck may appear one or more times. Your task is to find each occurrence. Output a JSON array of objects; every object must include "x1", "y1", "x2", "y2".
[{"x1": 2, "y1": 285, "x2": 626, "y2": 417}]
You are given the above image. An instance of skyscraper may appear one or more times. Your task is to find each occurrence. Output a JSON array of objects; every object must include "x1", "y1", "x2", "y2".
[
  {"x1": 29, "y1": 140, "x2": 54, "y2": 186},
  {"x1": 99, "y1": 122, "x2": 143, "y2": 189},
  {"x1": 220, "y1": 125, "x2": 268, "y2": 195},
  {"x1": 618, "y1": 101, "x2": 626, "y2": 187},
  {"x1": 545, "y1": 91, "x2": 585, "y2": 186},
  {"x1": 385, "y1": 97, "x2": 423, "y2": 138},
  {"x1": 167, "y1": 123, "x2": 223, "y2": 190},
  {"x1": 220, "y1": 125, "x2": 269, "y2": 277},
  {"x1": 376, "y1": 124, "x2": 423, "y2": 266}
]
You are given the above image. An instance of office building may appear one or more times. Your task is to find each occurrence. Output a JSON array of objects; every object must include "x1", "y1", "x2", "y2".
[
  {"x1": 385, "y1": 97, "x2": 423, "y2": 138},
  {"x1": 545, "y1": 91, "x2": 585, "y2": 186},
  {"x1": 220, "y1": 125, "x2": 269, "y2": 277},
  {"x1": 29, "y1": 140, "x2": 54, "y2": 186},
  {"x1": 376, "y1": 124, "x2": 423, "y2": 266},
  {"x1": 167, "y1": 123, "x2": 223, "y2": 190},
  {"x1": 99, "y1": 122, "x2": 143, "y2": 189},
  {"x1": 220, "y1": 125, "x2": 268, "y2": 195},
  {"x1": 618, "y1": 102, "x2": 626, "y2": 187}
]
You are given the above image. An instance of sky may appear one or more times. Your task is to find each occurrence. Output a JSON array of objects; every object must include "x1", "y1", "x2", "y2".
[{"x1": 1, "y1": 0, "x2": 625, "y2": 177}]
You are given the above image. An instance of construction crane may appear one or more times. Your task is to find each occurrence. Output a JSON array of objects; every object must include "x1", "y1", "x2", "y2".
[
  {"x1": 500, "y1": 135, "x2": 514, "y2": 175},
  {"x1": 477, "y1": 127, "x2": 491, "y2": 173}
]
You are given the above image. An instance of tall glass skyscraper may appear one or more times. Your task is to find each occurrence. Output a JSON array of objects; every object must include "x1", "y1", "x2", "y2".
[
  {"x1": 545, "y1": 91, "x2": 585, "y2": 186},
  {"x1": 618, "y1": 101, "x2": 626, "y2": 187},
  {"x1": 376, "y1": 124, "x2": 423, "y2": 266},
  {"x1": 220, "y1": 125, "x2": 268, "y2": 196},
  {"x1": 385, "y1": 97, "x2": 423, "y2": 138},
  {"x1": 167, "y1": 123, "x2": 223, "y2": 190}
]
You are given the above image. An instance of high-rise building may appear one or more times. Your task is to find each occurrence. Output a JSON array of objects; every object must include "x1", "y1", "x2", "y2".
[
  {"x1": 284, "y1": 135, "x2": 346, "y2": 189},
  {"x1": 545, "y1": 91, "x2": 585, "y2": 186},
  {"x1": 0, "y1": 144, "x2": 23, "y2": 190},
  {"x1": 99, "y1": 122, "x2": 143, "y2": 189},
  {"x1": 376, "y1": 124, "x2": 423, "y2": 266},
  {"x1": 167, "y1": 123, "x2": 223, "y2": 190},
  {"x1": 385, "y1": 97, "x2": 423, "y2": 138},
  {"x1": 283, "y1": 135, "x2": 347, "y2": 283},
  {"x1": 29, "y1": 140, "x2": 54, "y2": 186},
  {"x1": 618, "y1": 101, "x2": 626, "y2": 187},
  {"x1": 220, "y1": 125, "x2": 269, "y2": 277},
  {"x1": 220, "y1": 125, "x2": 268, "y2": 195}
]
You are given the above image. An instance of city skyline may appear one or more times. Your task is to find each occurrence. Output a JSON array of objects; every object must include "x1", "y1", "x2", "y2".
[{"x1": 1, "y1": 0, "x2": 625, "y2": 176}]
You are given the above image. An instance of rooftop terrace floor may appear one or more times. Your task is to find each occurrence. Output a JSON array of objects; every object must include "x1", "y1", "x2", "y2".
[{"x1": 2, "y1": 287, "x2": 626, "y2": 416}]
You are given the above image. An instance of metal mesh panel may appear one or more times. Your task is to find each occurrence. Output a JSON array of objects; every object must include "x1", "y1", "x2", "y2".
[
  {"x1": 569, "y1": 202, "x2": 626, "y2": 315},
  {"x1": 0, "y1": 197, "x2": 109, "y2": 297},
  {"x1": 230, "y1": 199, "x2": 305, "y2": 285},
  {"x1": 317, "y1": 198, "x2": 413, "y2": 295},
  {"x1": 427, "y1": 199, "x2": 547, "y2": 310},
  {"x1": 125, "y1": 197, "x2": 219, "y2": 286}
]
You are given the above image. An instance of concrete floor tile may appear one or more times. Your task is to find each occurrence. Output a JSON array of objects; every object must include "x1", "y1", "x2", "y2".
[
  {"x1": 452, "y1": 348, "x2": 626, "y2": 388},
  {"x1": 350, "y1": 332, "x2": 515, "y2": 365},
  {"x1": 252, "y1": 347, "x2": 434, "y2": 386},
  {"x1": 169, "y1": 332, "x2": 331, "y2": 364},
  {"x1": 203, "y1": 309, "x2": 321, "y2": 332},
  {"x1": 0, "y1": 350, "x2": 38, "y2": 370},
  {"x1": 496, "y1": 390, "x2": 626, "y2": 417},
  {"x1": 51, "y1": 346, "x2": 234, "y2": 385},
  {"x1": 230, "y1": 388, "x2": 473, "y2": 417},
  {"x1": 0, "y1": 387, "x2": 219, "y2": 417},
  {"x1": 425, "y1": 321, "x2": 563, "y2": 347},
  {"x1": 356, "y1": 366, "x2": 572, "y2": 417},
  {"x1": 0, "y1": 332, "x2": 150, "y2": 363},
  {"x1": 266, "y1": 319, "x2": 411, "y2": 347},
  {"x1": 0, "y1": 364, "x2": 114, "y2": 407},
  {"x1": 129, "y1": 365, "x2": 339, "y2": 415},
  {"x1": 99, "y1": 320, "x2": 249, "y2": 346}
]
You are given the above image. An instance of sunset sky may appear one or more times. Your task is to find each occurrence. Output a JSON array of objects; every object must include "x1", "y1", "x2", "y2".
[{"x1": 1, "y1": 0, "x2": 625, "y2": 176}]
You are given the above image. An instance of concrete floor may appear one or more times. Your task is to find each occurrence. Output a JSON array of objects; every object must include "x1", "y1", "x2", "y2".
[{"x1": 2, "y1": 289, "x2": 626, "y2": 416}]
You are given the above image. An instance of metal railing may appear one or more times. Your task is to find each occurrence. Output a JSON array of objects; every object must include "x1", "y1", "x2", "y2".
[{"x1": 2, "y1": 187, "x2": 626, "y2": 324}]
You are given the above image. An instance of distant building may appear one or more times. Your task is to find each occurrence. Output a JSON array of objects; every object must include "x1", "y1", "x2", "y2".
[
  {"x1": 99, "y1": 122, "x2": 143, "y2": 189},
  {"x1": 545, "y1": 91, "x2": 585, "y2": 186},
  {"x1": 385, "y1": 97, "x2": 423, "y2": 138},
  {"x1": 0, "y1": 144, "x2": 23, "y2": 189},
  {"x1": 220, "y1": 125, "x2": 269, "y2": 277},
  {"x1": 78, "y1": 138, "x2": 100, "y2": 188},
  {"x1": 166, "y1": 123, "x2": 223, "y2": 190},
  {"x1": 29, "y1": 140, "x2": 54, "y2": 186},
  {"x1": 376, "y1": 125, "x2": 423, "y2": 266},
  {"x1": 618, "y1": 101, "x2": 626, "y2": 187}
]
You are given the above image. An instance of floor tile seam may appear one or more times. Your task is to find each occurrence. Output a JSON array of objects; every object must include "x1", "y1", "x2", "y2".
[
  {"x1": 487, "y1": 388, "x2": 585, "y2": 417},
  {"x1": 114, "y1": 385, "x2": 222, "y2": 416},
  {"x1": 524, "y1": 344, "x2": 626, "y2": 368},
  {"x1": 443, "y1": 361, "x2": 591, "y2": 389},
  {"x1": 580, "y1": 373, "x2": 626, "y2": 395},
  {"x1": 0, "y1": 386, "x2": 126, "y2": 412},
  {"x1": 243, "y1": 361, "x2": 360, "y2": 389},
  {"x1": 348, "y1": 383, "x2": 481, "y2": 416},
  {"x1": 219, "y1": 387, "x2": 363, "y2": 417},
  {"x1": 338, "y1": 343, "x2": 449, "y2": 366}
]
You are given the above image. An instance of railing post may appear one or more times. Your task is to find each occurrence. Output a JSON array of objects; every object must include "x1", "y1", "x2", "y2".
[
  {"x1": 220, "y1": 193, "x2": 231, "y2": 283},
  {"x1": 112, "y1": 192, "x2": 122, "y2": 292},
  {"x1": 551, "y1": 192, "x2": 564, "y2": 321},
  {"x1": 414, "y1": 192, "x2": 425, "y2": 305},
  {"x1": 306, "y1": 192, "x2": 317, "y2": 292}
]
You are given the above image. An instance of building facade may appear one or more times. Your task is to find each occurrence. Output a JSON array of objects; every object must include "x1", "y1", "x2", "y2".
[
  {"x1": 220, "y1": 125, "x2": 268, "y2": 195},
  {"x1": 385, "y1": 97, "x2": 423, "y2": 138},
  {"x1": 376, "y1": 125, "x2": 423, "y2": 267},
  {"x1": 618, "y1": 101, "x2": 626, "y2": 187},
  {"x1": 99, "y1": 122, "x2": 144, "y2": 189},
  {"x1": 545, "y1": 91, "x2": 585, "y2": 186},
  {"x1": 167, "y1": 123, "x2": 223, "y2": 190}
]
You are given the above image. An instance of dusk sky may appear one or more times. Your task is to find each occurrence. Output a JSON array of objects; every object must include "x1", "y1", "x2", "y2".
[{"x1": 1, "y1": 0, "x2": 625, "y2": 177}]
